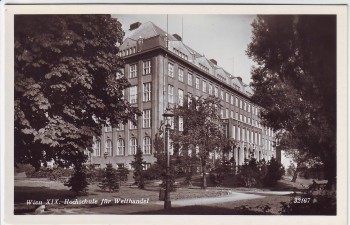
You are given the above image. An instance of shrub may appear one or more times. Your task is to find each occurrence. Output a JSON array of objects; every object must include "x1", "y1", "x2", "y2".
[
  {"x1": 263, "y1": 157, "x2": 285, "y2": 186},
  {"x1": 64, "y1": 166, "x2": 89, "y2": 196},
  {"x1": 209, "y1": 160, "x2": 231, "y2": 187},
  {"x1": 99, "y1": 163, "x2": 119, "y2": 192},
  {"x1": 237, "y1": 158, "x2": 263, "y2": 187},
  {"x1": 143, "y1": 164, "x2": 161, "y2": 180}
]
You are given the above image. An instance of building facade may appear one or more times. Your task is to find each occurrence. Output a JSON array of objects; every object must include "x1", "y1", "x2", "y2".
[{"x1": 89, "y1": 21, "x2": 276, "y2": 169}]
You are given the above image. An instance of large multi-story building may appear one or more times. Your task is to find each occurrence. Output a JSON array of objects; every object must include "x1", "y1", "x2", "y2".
[{"x1": 89, "y1": 21, "x2": 276, "y2": 169}]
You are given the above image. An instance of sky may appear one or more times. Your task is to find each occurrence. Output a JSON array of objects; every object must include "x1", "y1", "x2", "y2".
[{"x1": 113, "y1": 14, "x2": 258, "y2": 85}]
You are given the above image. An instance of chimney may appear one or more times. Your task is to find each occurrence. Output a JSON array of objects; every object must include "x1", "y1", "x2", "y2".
[
  {"x1": 173, "y1": 34, "x2": 182, "y2": 41},
  {"x1": 210, "y1": 59, "x2": 217, "y2": 65},
  {"x1": 130, "y1": 22, "x2": 142, "y2": 31}
]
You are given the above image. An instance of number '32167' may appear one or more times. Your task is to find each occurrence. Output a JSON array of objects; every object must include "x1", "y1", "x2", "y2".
[{"x1": 294, "y1": 197, "x2": 311, "y2": 203}]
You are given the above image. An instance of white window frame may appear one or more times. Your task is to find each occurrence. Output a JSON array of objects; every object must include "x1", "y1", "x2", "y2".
[
  {"x1": 130, "y1": 64, "x2": 137, "y2": 78},
  {"x1": 129, "y1": 86, "x2": 138, "y2": 104},
  {"x1": 105, "y1": 139, "x2": 113, "y2": 156},
  {"x1": 143, "y1": 109, "x2": 151, "y2": 128},
  {"x1": 168, "y1": 85, "x2": 174, "y2": 104},
  {"x1": 188, "y1": 73, "x2": 193, "y2": 86},
  {"x1": 117, "y1": 139, "x2": 125, "y2": 156},
  {"x1": 178, "y1": 68, "x2": 184, "y2": 82},
  {"x1": 94, "y1": 141, "x2": 101, "y2": 157},
  {"x1": 143, "y1": 137, "x2": 151, "y2": 154},
  {"x1": 129, "y1": 138, "x2": 137, "y2": 155},
  {"x1": 202, "y1": 81, "x2": 207, "y2": 92},
  {"x1": 143, "y1": 60, "x2": 151, "y2": 75},
  {"x1": 143, "y1": 82, "x2": 151, "y2": 102},
  {"x1": 168, "y1": 63, "x2": 174, "y2": 77},
  {"x1": 178, "y1": 89, "x2": 184, "y2": 106},
  {"x1": 195, "y1": 77, "x2": 200, "y2": 89}
]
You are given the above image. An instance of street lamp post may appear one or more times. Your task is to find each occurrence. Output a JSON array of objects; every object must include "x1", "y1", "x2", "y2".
[{"x1": 163, "y1": 108, "x2": 174, "y2": 210}]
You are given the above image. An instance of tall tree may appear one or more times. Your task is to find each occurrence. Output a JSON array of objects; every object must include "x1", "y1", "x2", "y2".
[
  {"x1": 246, "y1": 15, "x2": 336, "y2": 188},
  {"x1": 14, "y1": 15, "x2": 141, "y2": 169},
  {"x1": 171, "y1": 95, "x2": 227, "y2": 189}
]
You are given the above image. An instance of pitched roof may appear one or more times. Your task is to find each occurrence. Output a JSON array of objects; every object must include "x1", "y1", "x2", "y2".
[{"x1": 125, "y1": 21, "x2": 176, "y2": 41}]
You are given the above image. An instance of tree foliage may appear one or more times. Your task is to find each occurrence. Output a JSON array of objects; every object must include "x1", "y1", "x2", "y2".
[
  {"x1": 246, "y1": 15, "x2": 336, "y2": 186},
  {"x1": 14, "y1": 15, "x2": 141, "y2": 169},
  {"x1": 171, "y1": 95, "x2": 228, "y2": 189},
  {"x1": 130, "y1": 146, "x2": 146, "y2": 189}
]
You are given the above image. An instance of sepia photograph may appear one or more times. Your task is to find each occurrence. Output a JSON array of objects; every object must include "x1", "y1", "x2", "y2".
[{"x1": 2, "y1": 3, "x2": 347, "y2": 225}]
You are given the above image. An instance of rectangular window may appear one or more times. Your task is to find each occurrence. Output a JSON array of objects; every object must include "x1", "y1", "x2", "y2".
[
  {"x1": 179, "y1": 116, "x2": 184, "y2": 131},
  {"x1": 236, "y1": 112, "x2": 238, "y2": 120},
  {"x1": 130, "y1": 64, "x2": 137, "y2": 78},
  {"x1": 244, "y1": 102, "x2": 247, "y2": 111},
  {"x1": 236, "y1": 97, "x2": 239, "y2": 107},
  {"x1": 242, "y1": 128, "x2": 245, "y2": 141},
  {"x1": 94, "y1": 141, "x2": 101, "y2": 157},
  {"x1": 168, "y1": 85, "x2": 174, "y2": 104},
  {"x1": 178, "y1": 68, "x2": 184, "y2": 82},
  {"x1": 258, "y1": 133, "x2": 261, "y2": 145},
  {"x1": 209, "y1": 84, "x2": 213, "y2": 95},
  {"x1": 168, "y1": 63, "x2": 174, "y2": 77},
  {"x1": 195, "y1": 77, "x2": 200, "y2": 89},
  {"x1": 220, "y1": 90, "x2": 224, "y2": 100},
  {"x1": 188, "y1": 73, "x2": 193, "y2": 85},
  {"x1": 130, "y1": 115, "x2": 137, "y2": 129},
  {"x1": 220, "y1": 109, "x2": 224, "y2": 118},
  {"x1": 106, "y1": 140, "x2": 113, "y2": 156},
  {"x1": 225, "y1": 108, "x2": 229, "y2": 118},
  {"x1": 187, "y1": 93, "x2": 192, "y2": 105},
  {"x1": 143, "y1": 137, "x2": 151, "y2": 154},
  {"x1": 248, "y1": 117, "x2": 251, "y2": 124},
  {"x1": 243, "y1": 116, "x2": 246, "y2": 123},
  {"x1": 202, "y1": 81, "x2": 207, "y2": 92},
  {"x1": 247, "y1": 130, "x2": 250, "y2": 143},
  {"x1": 232, "y1": 126, "x2": 236, "y2": 139},
  {"x1": 214, "y1": 87, "x2": 218, "y2": 97},
  {"x1": 240, "y1": 114, "x2": 243, "y2": 121},
  {"x1": 240, "y1": 100, "x2": 243, "y2": 109},
  {"x1": 237, "y1": 127, "x2": 241, "y2": 141},
  {"x1": 130, "y1": 138, "x2": 137, "y2": 155},
  {"x1": 143, "y1": 109, "x2": 151, "y2": 128},
  {"x1": 143, "y1": 60, "x2": 151, "y2": 75},
  {"x1": 231, "y1": 95, "x2": 234, "y2": 105},
  {"x1": 129, "y1": 86, "x2": 137, "y2": 104},
  {"x1": 178, "y1": 89, "x2": 184, "y2": 106},
  {"x1": 116, "y1": 122, "x2": 124, "y2": 131},
  {"x1": 231, "y1": 110, "x2": 234, "y2": 119},
  {"x1": 248, "y1": 104, "x2": 251, "y2": 113},
  {"x1": 143, "y1": 83, "x2": 151, "y2": 102},
  {"x1": 105, "y1": 126, "x2": 112, "y2": 132},
  {"x1": 226, "y1": 93, "x2": 229, "y2": 102}
]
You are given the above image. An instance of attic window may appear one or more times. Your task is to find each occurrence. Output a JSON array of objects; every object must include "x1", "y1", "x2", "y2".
[
  {"x1": 199, "y1": 63, "x2": 209, "y2": 73},
  {"x1": 173, "y1": 47, "x2": 188, "y2": 61}
]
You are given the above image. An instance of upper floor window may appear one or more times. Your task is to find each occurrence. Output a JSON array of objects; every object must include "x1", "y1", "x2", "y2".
[
  {"x1": 143, "y1": 60, "x2": 151, "y2": 75},
  {"x1": 168, "y1": 63, "x2": 174, "y2": 77},
  {"x1": 129, "y1": 86, "x2": 137, "y2": 104},
  {"x1": 214, "y1": 87, "x2": 218, "y2": 97},
  {"x1": 209, "y1": 84, "x2": 213, "y2": 95},
  {"x1": 143, "y1": 83, "x2": 151, "y2": 102},
  {"x1": 226, "y1": 93, "x2": 229, "y2": 102},
  {"x1": 168, "y1": 85, "x2": 174, "y2": 104},
  {"x1": 231, "y1": 95, "x2": 234, "y2": 105},
  {"x1": 130, "y1": 115, "x2": 137, "y2": 129},
  {"x1": 105, "y1": 126, "x2": 112, "y2": 132},
  {"x1": 202, "y1": 81, "x2": 207, "y2": 92},
  {"x1": 236, "y1": 97, "x2": 239, "y2": 107},
  {"x1": 178, "y1": 89, "x2": 184, "y2": 106},
  {"x1": 143, "y1": 109, "x2": 151, "y2": 128},
  {"x1": 116, "y1": 122, "x2": 124, "y2": 131},
  {"x1": 178, "y1": 68, "x2": 184, "y2": 82},
  {"x1": 220, "y1": 90, "x2": 224, "y2": 100},
  {"x1": 188, "y1": 73, "x2": 193, "y2": 86},
  {"x1": 195, "y1": 77, "x2": 200, "y2": 89},
  {"x1": 130, "y1": 64, "x2": 137, "y2": 78}
]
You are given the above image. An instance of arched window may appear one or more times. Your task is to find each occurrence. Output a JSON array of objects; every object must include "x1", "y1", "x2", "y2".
[
  {"x1": 105, "y1": 139, "x2": 112, "y2": 156},
  {"x1": 117, "y1": 139, "x2": 125, "y2": 156},
  {"x1": 130, "y1": 137, "x2": 137, "y2": 155},
  {"x1": 143, "y1": 137, "x2": 151, "y2": 154}
]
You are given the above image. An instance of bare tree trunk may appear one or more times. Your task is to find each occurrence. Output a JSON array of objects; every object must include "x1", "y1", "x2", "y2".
[
  {"x1": 202, "y1": 161, "x2": 207, "y2": 189},
  {"x1": 291, "y1": 165, "x2": 299, "y2": 182}
]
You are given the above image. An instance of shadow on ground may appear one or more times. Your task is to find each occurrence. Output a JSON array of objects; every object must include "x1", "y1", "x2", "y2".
[{"x1": 14, "y1": 186, "x2": 76, "y2": 203}]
